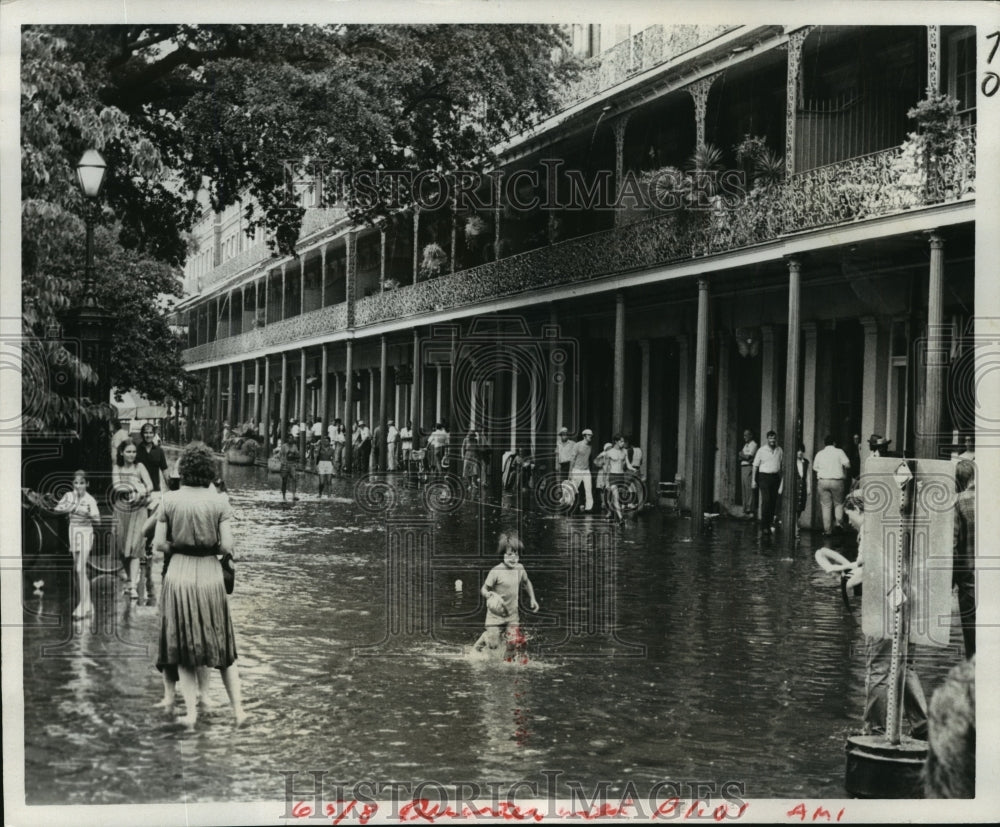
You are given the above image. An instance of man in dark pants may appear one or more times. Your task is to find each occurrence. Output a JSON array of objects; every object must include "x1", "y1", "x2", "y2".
[
  {"x1": 954, "y1": 459, "x2": 976, "y2": 659},
  {"x1": 136, "y1": 423, "x2": 168, "y2": 604},
  {"x1": 556, "y1": 427, "x2": 575, "y2": 482},
  {"x1": 738, "y1": 429, "x2": 758, "y2": 518},
  {"x1": 752, "y1": 430, "x2": 783, "y2": 537}
]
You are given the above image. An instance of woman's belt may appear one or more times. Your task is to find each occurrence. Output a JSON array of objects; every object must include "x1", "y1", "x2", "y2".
[{"x1": 171, "y1": 544, "x2": 220, "y2": 557}]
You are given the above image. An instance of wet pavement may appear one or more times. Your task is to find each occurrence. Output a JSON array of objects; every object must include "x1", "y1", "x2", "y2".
[{"x1": 21, "y1": 464, "x2": 966, "y2": 805}]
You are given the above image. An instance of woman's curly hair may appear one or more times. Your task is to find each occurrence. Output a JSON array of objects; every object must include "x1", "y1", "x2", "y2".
[{"x1": 178, "y1": 442, "x2": 217, "y2": 487}]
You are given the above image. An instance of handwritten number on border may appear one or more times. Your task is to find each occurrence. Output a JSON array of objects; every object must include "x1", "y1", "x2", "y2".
[{"x1": 985, "y1": 32, "x2": 1000, "y2": 97}]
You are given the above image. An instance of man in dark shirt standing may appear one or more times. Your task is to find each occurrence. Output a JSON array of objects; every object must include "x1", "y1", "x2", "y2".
[
  {"x1": 136, "y1": 422, "x2": 168, "y2": 604},
  {"x1": 136, "y1": 423, "x2": 169, "y2": 501}
]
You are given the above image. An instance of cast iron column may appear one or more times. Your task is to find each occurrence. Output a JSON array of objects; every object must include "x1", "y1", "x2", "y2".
[
  {"x1": 262, "y1": 357, "x2": 271, "y2": 449},
  {"x1": 344, "y1": 340, "x2": 355, "y2": 471},
  {"x1": 782, "y1": 257, "x2": 803, "y2": 548},
  {"x1": 279, "y1": 352, "x2": 288, "y2": 443},
  {"x1": 918, "y1": 231, "x2": 945, "y2": 459},
  {"x1": 379, "y1": 335, "x2": 388, "y2": 468},
  {"x1": 691, "y1": 278, "x2": 709, "y2": 536},
  {"x1": 298, "y1": 348, "x2": 307, "y2": 462},
  {"x1": 320, "y1": 344, "x2": 329, "y2": 436},
  {"x1": 612, "y1": 291, "x2": 625, "y2": 436}
]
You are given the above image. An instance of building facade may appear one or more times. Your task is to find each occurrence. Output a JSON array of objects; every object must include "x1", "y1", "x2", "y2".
[{"x1": 173, "y1": 23, "x2": 977, "y2": 529}]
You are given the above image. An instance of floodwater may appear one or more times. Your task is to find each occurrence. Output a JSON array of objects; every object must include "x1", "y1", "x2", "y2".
[{"x1": 21, "y1": 464, "x2": 966, "y2": 807}]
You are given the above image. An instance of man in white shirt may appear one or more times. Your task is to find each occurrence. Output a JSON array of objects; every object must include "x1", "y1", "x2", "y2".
[
  {"x1": 427, "y1": 423, "x2": 449, "y2": 472},
  {"x1": 812, "y1": 434, "x2": 851, "y2": 534},
  {"x1": 386, "y1": 420, "x2": 400, "y2": 470},
  {"x1": 329, "y1": 418, "x2": 346, "y2": 475},
  {"x1": 570, "y1": 429, "x2": 595, "y2": 512},
  {"x1": 752, "y1": 430, "x2": 783, "y2": 536},
  {"x1": 311, "y1": 418, "x2": 323, "y2": 439},
  {"x1": 400, "y1": 421, "x2": 414, "y2": 466},
  {"x1": 556, "y1": 427, "x2": 575, "y2": 481}
]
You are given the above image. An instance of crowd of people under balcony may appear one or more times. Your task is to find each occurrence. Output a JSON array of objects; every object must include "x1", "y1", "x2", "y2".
[
  {"x1": 739, "y1": 425, "x2": 975, "y2": 547},
  {"x1": 263, "y1": 416, "x2": 427, "y2": 478},
  {"x1": 743, "y1": 427, "x2": 861, "y2": 540},
  {"x1": 539, "y1": 426, "x2": 646, "y2": 521},
  {"x1": 246, "y1": 415, "x2": 651, "y2": 516}
]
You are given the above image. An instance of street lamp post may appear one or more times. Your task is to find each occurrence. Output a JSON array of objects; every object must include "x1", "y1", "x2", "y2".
[{"x1": 68, "y1": 149, "x2": 114, "y2": 502}]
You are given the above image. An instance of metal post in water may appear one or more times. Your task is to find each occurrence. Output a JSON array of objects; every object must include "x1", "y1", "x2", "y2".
[
  {"x1": 884, "y1": 461, "x2": 913, "y2": 744},
  {"x1": 845, "y1": 459, "x2": 926, "y2": 798}
]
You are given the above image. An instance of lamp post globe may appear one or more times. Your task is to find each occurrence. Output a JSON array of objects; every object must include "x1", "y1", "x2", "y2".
[{"x1": 75, "y1": 148, "x2": 107, "y2": 198}]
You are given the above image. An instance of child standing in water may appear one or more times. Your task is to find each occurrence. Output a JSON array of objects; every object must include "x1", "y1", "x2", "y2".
[
  {"x1": 54, "y1": 470, "x2": 100, "y2": 619},
  {"x1": 473, "y1": 532, "x2": 539, "y2": 660}
]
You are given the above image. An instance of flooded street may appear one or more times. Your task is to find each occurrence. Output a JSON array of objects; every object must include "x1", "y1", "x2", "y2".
[{"x1": 22, "y1": 464, "x2": 966, "y2": 806}]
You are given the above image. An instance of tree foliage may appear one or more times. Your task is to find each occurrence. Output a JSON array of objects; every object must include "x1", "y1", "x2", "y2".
[
  {"x1": 22, "y1": 23, "x2": 575, "y2": 428},
  {"x1": 22, "y1": 30, "x2": 192, "y2": 429},
  {"x1": 37, "y1": 23, "x2": 575, "y2": 253}
]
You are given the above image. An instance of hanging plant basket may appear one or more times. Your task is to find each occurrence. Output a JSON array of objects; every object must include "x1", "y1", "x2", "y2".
[
  {"x1": 419, "y1": 243, "x2": 447, "y2": 279},
  {"x1": 464, "y1": 215, "x2": 488, "y2": 239}
]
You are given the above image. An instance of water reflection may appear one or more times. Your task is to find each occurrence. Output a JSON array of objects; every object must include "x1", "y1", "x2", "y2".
[{"x1": 23, "y1": 465, "x2": 966, "y2": 804}]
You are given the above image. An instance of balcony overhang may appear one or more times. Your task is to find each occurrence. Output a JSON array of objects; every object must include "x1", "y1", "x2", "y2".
[{"x1": 181, "y1": 197, "x2": 973, "y2": 371}]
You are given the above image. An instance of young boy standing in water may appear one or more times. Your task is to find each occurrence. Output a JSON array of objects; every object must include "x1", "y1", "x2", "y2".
[{"x1": 473, "y1": 532, "x2": 539, "y2": 660}]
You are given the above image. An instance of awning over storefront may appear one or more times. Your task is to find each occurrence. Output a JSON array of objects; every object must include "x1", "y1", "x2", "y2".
[{"x1": 111, "y1": 390, "x2": 168, "y2": 421}]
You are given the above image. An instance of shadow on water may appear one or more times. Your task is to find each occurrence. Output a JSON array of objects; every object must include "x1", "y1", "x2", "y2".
[{"x1": 22, "y1": 465, "x2": 966, "y2": 804}]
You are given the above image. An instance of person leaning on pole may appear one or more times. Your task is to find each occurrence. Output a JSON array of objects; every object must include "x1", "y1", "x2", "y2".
[{"x1": 738, "y1": 429, "x2": 758, "y2": 519}]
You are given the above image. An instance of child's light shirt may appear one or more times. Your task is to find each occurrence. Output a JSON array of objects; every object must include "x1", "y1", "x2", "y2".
[
  {"x1": 483, "y1": 562, "x2": 528, "y2": 626},
  {"x1": 56, "y1": 491, "x2": 99, "y2": 529}
]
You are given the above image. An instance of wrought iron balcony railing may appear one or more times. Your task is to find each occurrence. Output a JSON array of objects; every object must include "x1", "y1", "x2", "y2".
[
  {"x1": 354, "y1": 129, "x2": 976, "y2": 326},
  {"x1": 184, "y1": 128, "x2": 975, "y2": 364},
  {"x1": 183, "y1": 301, "x2": 348, "y2": 363}
]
